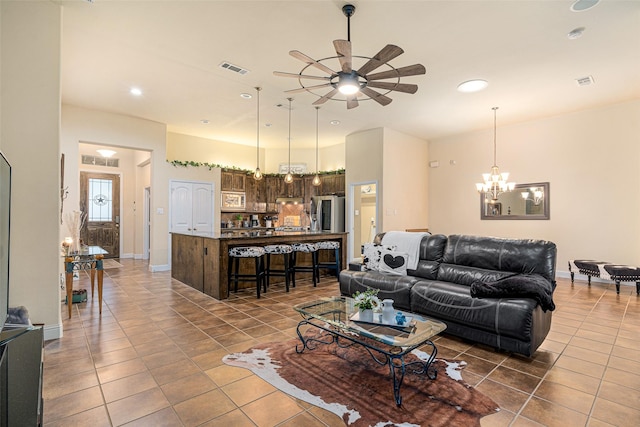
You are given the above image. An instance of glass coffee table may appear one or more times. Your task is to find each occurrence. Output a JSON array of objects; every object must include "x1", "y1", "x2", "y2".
[{"x1": 293, "y1": 296, "x2": 447, "y2": 406}]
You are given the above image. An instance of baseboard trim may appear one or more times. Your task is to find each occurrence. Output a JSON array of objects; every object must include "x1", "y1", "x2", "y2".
[
  {"x1": 43, "y1": 323, "x2": 62, "y2": 341},
  {"x1": 149, "y1": 264, "x2": 170, "y2": 272}
]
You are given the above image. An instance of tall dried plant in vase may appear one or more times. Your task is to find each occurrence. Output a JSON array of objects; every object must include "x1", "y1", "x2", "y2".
[{"x1": 64, "y1": 210, "x2": 86, "y2": 253}]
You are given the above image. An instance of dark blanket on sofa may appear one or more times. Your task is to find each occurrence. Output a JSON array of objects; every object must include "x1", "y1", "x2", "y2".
[{"x1": 470, "y1": 274, "x2": 556, "y2": 312}]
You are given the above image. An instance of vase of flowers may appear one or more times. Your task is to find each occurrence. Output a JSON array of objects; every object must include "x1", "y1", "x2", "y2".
[{"x1": 353, "y1": 289, "x2": 380, "y2": 322}]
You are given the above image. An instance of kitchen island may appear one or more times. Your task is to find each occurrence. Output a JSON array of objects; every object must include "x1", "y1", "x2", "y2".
[{"x1": 171, "y1": 231, "x2": 347, "y2": 299}]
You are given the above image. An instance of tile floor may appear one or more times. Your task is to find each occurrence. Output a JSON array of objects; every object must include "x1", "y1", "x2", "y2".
[{"x1": 43, "y1": 259, "x2": 640, "y2": 426}]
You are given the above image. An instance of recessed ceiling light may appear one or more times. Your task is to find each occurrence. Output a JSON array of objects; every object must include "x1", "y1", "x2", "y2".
[
  {"x1": 129, "y1": 87, "x2": 142, "y2": 96},
  {"x1": 570, "y1": 0, "x2": 599, "y2": 12},
  {"x1": 568, "y1": 27, "x2": 585, "y2": 39},
  {"x1": 240, "y1": 93, "x2": 252, "y2": 99},
  {"x1": 330, "y1": 120, "x2": 340, "y2": 125},
  {"x1": 457, "y1": 80, "x2": 489, "y2": 93},
  {"x1": 200, "y1": 119, "x2": 210, "y2": 124}
]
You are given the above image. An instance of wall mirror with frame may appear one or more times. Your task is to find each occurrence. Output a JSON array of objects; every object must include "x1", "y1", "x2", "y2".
[{"x1": 481, "y1": 182, "x2": 550, "y2": 220}]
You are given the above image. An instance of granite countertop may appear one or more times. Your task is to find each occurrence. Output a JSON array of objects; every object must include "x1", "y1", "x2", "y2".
[{"x1": 171, "y1": 230, "x2": 346, "y2": 240}]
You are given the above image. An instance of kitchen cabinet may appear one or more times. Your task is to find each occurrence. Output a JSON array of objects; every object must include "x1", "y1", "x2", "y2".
[
  {"x1": 280, "y1": 176, "x2": 304, "y2": 198},
  {"x1": 265, "y1": 176, "x2": 281, "y2": 213},
  {"x1": 171, "y1": 234, "x2": 219, "y2": 296},
  {"x1": 245, "y1": 176, "x2": 266, "y2": 213},
  {"x1": 304, "y1": 175, "x2": 320, "y2": 202},
  {"x1": 320, "y1": 173, "x2": 345, "y2": 196},
  {"x1": 221, "y1": 170, "x2": 246, "y2": 191}
]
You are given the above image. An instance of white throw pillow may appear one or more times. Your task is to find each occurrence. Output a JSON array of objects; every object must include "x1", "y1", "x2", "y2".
[
  {"x1": 378, "y1": 248, "x2": 409, "y2": 276},
  {"x1": 362, "y1": 243, "x2": 396, "y2": 271}
]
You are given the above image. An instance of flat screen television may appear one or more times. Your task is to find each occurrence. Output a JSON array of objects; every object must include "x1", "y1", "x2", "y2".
[{"x1": 0, "y1": 151, "x2": 10, "y2": 332}]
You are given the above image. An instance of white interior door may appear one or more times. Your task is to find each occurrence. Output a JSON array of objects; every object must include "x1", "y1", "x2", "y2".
[
  {"x1": 170, "y1": 181, "x2": 193, "y2": 234},
  {"x1": 169, "y1": 180, "x2": 214, "y2": 235},
  {"x1": 191, "y1": 182, "x2": 213, "y2": 235}
]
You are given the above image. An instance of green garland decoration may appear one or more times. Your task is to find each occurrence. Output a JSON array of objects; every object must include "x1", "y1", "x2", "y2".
[{"x1": 167, "y1": 160, "x2": 344, "y2": 176}]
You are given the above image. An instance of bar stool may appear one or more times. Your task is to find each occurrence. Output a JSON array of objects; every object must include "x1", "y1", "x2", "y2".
[
  {"x1": 263, "y1": 244, "x2": 293, "y2": 292},
  {"x1": 315, "y1": 241, "x2": 341, "y2": 280},
  {"x1": 228, "y1": 246, "x2": 267, "y2": 298},
  {"x1": 290, "y1": 242, "x2": 319, "y2": 287}
]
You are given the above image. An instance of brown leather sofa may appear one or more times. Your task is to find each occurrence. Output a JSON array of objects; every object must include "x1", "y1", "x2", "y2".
[{"x1": 339, "y1": 234, "x2": 557, "y2": 357}]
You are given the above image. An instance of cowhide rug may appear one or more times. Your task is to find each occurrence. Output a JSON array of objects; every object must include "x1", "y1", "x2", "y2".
[{"x1": 223, "y1": 331, "x2": 499, "y2": 427}]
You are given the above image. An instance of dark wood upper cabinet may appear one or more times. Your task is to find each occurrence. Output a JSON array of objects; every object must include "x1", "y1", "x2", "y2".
[
  {"x1": 265, "y1": 176, "x2": 281, "y2": 213},
  {"x1": 221, "y1": 170, "x2": 246, "y2": 191},
  {"x1": 220, "y1": 170, "x2": 344, "y2": 212},
  {"x1": 280, "y1": 177, "x2": 304, "y2": 198},
  {"x1": 320, "y1": 173, "x2": 345, "y2": 196},
  {"x1": 245, "y1": 175, "x2": 266, "y2": 212}
]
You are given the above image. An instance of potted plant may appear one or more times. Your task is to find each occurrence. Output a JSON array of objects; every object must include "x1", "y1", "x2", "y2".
[
  {"x1": 235, "y1": 214, "x2": 243, "y2": 228},
  {"x1": 352, "y1": 288, "x2": 380, "y2": 322}
]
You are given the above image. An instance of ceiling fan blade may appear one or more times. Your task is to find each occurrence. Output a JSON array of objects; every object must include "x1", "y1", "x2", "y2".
[
  {"x1": 273, "y1": 71, "x2": 330, "y2": 82},
  {"x1": 289, "y1": 50, "x2": 337, "y2": 75},
  {"x1": 366, "y1": 81, "x2": 418, "y2": 94},
  {"x1": 333, "y1": 39, "x2": 352, "y2": 73},
  {"x1": 366, "y1": 64, "x2": 426, "y2": 81},
  {"x1": 284, "y1": 83, "x2": 332, "y2": 94},
  {"x1": 357, "y1": 44, "x2": 404, "y2": 76},
  {"x1": 312, "y1": 89, "x2": 339, "y2": 105},
  {"x1": 346, "y1": 96, "x2": 359, "y2": 110},
  {"x1": 361, "y1": 87, "x2": 393, "y2": 106}
]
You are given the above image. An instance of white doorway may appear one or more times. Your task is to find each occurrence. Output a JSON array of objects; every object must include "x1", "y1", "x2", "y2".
[
  {"x1": 348, "y1": 181, "x2": 379, "y2": 262},
  {"x1": 143, "y1": 186, "x2": 151, "y2": 260}
]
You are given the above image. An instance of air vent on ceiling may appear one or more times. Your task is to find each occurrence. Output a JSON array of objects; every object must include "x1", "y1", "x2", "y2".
[
  {"x1": 576, "y1": 76, "x2": 595, "y2": 86},
  {"x1": 82, "y1": 155, "x2": 119, "y2": 168},
  {"x1": 219, "y1": 61, "x2": 249, "y2": 75}
]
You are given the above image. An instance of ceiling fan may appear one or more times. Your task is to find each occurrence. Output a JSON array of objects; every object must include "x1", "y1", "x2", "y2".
[{"x1": 273, "y1": 4, "x2": 426, "y2": 109}]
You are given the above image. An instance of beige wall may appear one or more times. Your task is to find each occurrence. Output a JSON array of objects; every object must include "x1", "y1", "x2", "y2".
[
  {"x1": 61, "y1": 105, "x2": 173, "y2": 272},
  {"x1": 428, "y1": 100, "x2": 640, "y2": 276},
  {"x1": 168, "y1": 131, "x2": 345, "y2": 174},
  {"x1": 382, "y1": 128, "x2": 429, "y2": 231},
  {"x1": 1, "y1": 1, "x2": 62, "y2": 338},
  {"x1": 167, "y1": 132, "x2": 261, "y2": 172}
]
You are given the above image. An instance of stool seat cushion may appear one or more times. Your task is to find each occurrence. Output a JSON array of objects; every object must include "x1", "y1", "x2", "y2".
[
  {"x1": 264, "y1": 244, "x2": 293, "y2": 254},
  {"x1": 229, "y1": 246, "x2": 265, "y2": 258},
  {"x1": 604, "y1": 265, "x2": 640, "y2": 279},
  {"x1": 316, "y1": 241, "x2": 340, "y2": 250},
  {"x1": 291, "y1": 243, "x2": 318, "y2": 253}
]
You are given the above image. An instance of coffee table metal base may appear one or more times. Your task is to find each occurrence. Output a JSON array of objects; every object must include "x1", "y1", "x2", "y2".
[{"x1": 296, "y1": 317, "x2": 438, "y2": 406}]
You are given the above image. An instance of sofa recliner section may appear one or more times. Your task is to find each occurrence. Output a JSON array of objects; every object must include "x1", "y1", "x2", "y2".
[{"x1": 339, "y1": 233, "x2": 557, "y2": 357}]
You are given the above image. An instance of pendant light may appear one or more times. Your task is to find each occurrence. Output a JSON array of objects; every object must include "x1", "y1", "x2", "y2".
[
  {"x1": 253, "y1": 87, "x2": 263, "y2": 181},
  {"x1": 475, "y1": 107, "x2": 515, "y2": 203},
  {"x1": 312, "y1": 106, "x2": 321, "y2": 186},
  {"x1": 284, "y1": 97, "x2": 294, "y2": 184}
]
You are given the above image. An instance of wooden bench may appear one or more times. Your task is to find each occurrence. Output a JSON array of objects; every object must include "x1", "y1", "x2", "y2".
[{"x1": 569, "y1": 260, "x2": 640, "y2": 295}]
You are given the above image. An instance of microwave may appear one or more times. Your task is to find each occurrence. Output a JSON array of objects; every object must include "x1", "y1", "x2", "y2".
[{"x1": 311, "y1": 195, "x2": 345, "y2": 233}]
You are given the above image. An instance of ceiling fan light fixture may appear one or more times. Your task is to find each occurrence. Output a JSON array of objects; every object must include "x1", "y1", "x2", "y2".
[
  {"x1": 337, "y1": 72, "x2": 361, "y2": 95},
  {"x1": 273, "y1": 3, "x2": 424, "y2": 109}
]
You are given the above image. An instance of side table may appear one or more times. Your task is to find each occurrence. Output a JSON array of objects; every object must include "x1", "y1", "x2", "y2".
[{"x1": 63, "y1": 246, "x2": 108, "y2": 318}]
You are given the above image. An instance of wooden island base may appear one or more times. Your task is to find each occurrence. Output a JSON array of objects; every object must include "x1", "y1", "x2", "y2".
[{"x1": 171, "y1": 232, "x2": 347, "y2": 299}]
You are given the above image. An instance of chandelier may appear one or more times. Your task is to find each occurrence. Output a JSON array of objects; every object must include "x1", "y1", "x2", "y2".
[{"x1": 475, "y1": 107, "x2": 515, "y2": 203}]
